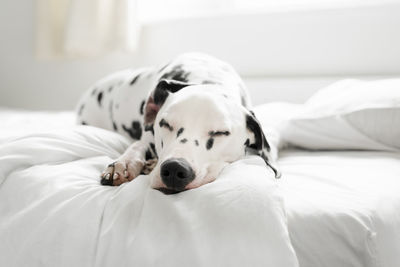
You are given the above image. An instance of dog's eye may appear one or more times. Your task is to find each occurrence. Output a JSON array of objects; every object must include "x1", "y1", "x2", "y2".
[
  {"x1": 159, "y1": 118, "x2": 173, "y2": 132},
  {"x1": 208, "y1": 130, "x2": 230, "y2": 137}
]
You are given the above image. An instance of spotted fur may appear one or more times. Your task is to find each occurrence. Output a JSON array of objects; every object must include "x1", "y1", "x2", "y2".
[
  {"x1": 75, "y1": 53, "x2": 279, "y2": 190},
  {"x1": 177, "y1": 128, "x2": 184, "y2": 138}
]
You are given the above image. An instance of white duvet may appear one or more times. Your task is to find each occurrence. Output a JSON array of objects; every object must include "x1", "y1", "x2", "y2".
[
  {"x1": 279, "y1": 150, "x2": 400, "y2": 267},
  {"x1": 2, "y1": 103, "x2": 400, "y2": 267},
  {"x1": 0, "y1": 126, "x2": 299, "y2": 267}
]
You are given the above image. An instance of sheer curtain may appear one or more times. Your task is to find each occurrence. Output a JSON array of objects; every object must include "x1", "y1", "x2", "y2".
[
  {"x1": 36, "y1": 0, "x2": 232, "y2": 59},
  {"x1": 36, "y1": 0, "x2": 138, "y2": 59}
]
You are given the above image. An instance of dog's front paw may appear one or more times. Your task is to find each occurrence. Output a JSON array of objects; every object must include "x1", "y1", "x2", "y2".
[
  {"x1": 141, "y1": 158, "x2": 158, "y2": 175},
  {"x1": 100, "y1": 158, "x2": 144, "y2": 186}
]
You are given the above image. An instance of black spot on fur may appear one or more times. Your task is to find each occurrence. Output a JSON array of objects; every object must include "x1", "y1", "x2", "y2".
[
  {"x1": 107, "y1": 162, "x2": 115, "y2": 168},
  {"x1": 122, "y1": 121, "x2": 142, "y2": 140},
  {"x1": 150, "y1": 143, "x2": 156, "y2": 155},
  {"x1": 195, "y1": 140, "x2": 199, "y2": 146},
  {"x1": 81, "y1": 121, "x2": 88, "y2": 125},
  {"x1": 153, "y1": 79, "x2": 191, "y2": 107},
  {"x1": 130, "y1": 74, "x2": 141, "y2": 85},
  {"x1": 159, "y1": 118, "x2": 173, "y2": 131},
  {"x1": 97, "y1": 91, "x2": 103, "y2": 107},
  {"x1": 176, "y1": 127, "x2": 184, "y2": 138},
  {"x1": 180, "y1": 138, "x2": 188, "y2": 144},
  {"x1": 206, "y1": 138, "x2": 214, "y2": 150},
  {"x1": 244, "y1": 138, "x2": 250, "y2": 146},
  {"x1": 209, "y1": 130, "x2": 230, "y2": 137},
  {"x1": 246, "y1": 114, "x2": 270, "y2": 151},
  {"x1": 143, "y1": 142, "x2": 157, "y2": 164},
  {"x1": 113, "y1": 122, "x2": 118, "y2": 131},
  {"x1": 145, "y1": 149, "x2": 153, "y2": 161},
  {"x1": 160, "y1": 64, "x2": 190, "y2": 82},
  {"x1": 78, "y1": 104, "x2": 85, "y2": 115},
  {"x1": 145, "y1": 124, "x2": 154, "y2": 135},
  {"x1": 245, "y1": 112, "x2": 280, "y2": 178},
  {"x1": 145, "y1": 143, "x2": 157, "y2": 160},
  {"x1": 140, "y1": 100, "x2": 145, "y2": 115},
  {"x1": 161, "y1": 140, "x2": 163, "y2": 148}
]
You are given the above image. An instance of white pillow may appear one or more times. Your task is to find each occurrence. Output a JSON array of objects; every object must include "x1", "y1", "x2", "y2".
[{"x1": 280, "y1": 79, "x2": 400, "y2": 151}]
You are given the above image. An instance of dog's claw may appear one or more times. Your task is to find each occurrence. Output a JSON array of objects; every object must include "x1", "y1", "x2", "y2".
[
  {"x1": 142, "y1": 158, "x2": 158, "y2": 175},
  {"x1": 101, "y1": 158, "x2": 145, "y2": 186},
  {"x1": 100, "y1": 173, "x2": 113, "y2": 186},
  {"x1": 108, "y1": 162, "x2": 115, "y2": 168}
]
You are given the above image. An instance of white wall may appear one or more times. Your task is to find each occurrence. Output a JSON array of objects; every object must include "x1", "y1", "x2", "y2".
[
  {"x1": 0, "y1": 0, "x2": 140, "y2": 110},
  {"x1": 1, "y1": 1, "x2": 400, "y2": 110},
  {"x1": 136, "y1": 4, "x2": 400, "y2": 77}
]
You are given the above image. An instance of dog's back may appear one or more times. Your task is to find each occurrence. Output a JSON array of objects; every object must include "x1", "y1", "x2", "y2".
[{"x1": 76, "y1": 53, "x2": 250, "y2": 140}]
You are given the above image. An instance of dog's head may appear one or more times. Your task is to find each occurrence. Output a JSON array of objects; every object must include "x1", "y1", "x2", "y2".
[{"x1": 144, "y1": 79, "x2": 280, "y2": 194}]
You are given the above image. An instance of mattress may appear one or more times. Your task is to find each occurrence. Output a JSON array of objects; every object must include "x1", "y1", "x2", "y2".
[{"x1": 1, "y1": 108, "x2": 399, "y2": 267}]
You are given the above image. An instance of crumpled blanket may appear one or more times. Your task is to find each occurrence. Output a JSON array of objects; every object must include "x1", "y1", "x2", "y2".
[{"x1": 0, "y1": 126, "x2": 298, "y2": 267}]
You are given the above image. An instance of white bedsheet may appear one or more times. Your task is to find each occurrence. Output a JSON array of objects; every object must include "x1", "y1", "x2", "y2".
[
  {"x1": 0, "y1": 126, "x2": 298, "y2": 267},
  {"x1": 0, "y1": 108, "x2": 75, "y2": 142},
  {"x1": 2, "y1": 108, "x2": 400, "y2": 267},
  {"x1": 280, "y1": 150, "x2": 400, "y2": 267}
]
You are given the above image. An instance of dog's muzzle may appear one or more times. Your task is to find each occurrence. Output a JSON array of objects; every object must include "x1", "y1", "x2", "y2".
[{"x1": 159, "y1": 158, "x2": 195, "y2": 193}]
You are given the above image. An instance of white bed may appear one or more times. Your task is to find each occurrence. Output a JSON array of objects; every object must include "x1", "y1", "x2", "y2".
[
  {"x1": 281, "y1": 150, "x2": 400, "y2": 267},
  {"x1": 1, "y1": 0, "x2": 399, "y2": 265},
  {"x1": 1, "y1": 85, "x2": 400, "y2": 267},
  {"x1": 0, "y1": 120, "x2": 298, "y2": 267},
  {"x1": 0, "y1": 108, "x2": 75, "y2": 142}
]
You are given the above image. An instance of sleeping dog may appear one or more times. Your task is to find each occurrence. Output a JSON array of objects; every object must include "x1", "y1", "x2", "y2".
[{"x1": 76, "y1": 53, "x2": 280, "y2": 193}]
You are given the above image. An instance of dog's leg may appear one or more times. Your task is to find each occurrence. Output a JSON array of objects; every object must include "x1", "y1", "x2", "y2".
[
  {"x1": 100, "y1": 141, "x2": 147, "y2": 186},
  {"x1": 100, "y1": 131, "x2": 157, "y2": 186}
]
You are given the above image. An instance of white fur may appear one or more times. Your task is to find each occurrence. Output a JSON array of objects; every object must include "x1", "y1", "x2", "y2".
[{"x1": 76, "y1": 53, "x2": 275, "y2": 190}]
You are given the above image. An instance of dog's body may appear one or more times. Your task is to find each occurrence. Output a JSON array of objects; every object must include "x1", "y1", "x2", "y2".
[
  {"x1": 76, "y1": 53, "x2": 279, "y2": 193},
  {"x1": 76, "y1": 53, "x2": 249, "y2": 137}
]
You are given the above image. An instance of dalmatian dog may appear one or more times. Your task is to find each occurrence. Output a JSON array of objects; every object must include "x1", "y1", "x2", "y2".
[{"x1": 76, "y1": 53, "x2": 280, "y2": 194}]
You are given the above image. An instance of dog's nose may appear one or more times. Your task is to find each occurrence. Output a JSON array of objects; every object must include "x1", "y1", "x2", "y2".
[{"x1": 160, "y1": 158, "x2": 195, "y2": 191}]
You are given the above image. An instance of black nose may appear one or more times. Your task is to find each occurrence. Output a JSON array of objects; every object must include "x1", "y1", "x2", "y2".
[{"x1": 160, "y1": 158, "x2": 195, "y2": 191}]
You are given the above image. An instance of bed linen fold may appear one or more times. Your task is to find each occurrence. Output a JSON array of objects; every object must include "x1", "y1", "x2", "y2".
[{"x1": 0, "y1": 126, "x2": 298, "y2": 267}]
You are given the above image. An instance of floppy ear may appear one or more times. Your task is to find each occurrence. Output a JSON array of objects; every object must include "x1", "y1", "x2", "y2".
[
  {"x1": 245, "y1": 111, "x2": 281, "y2": 178},
  {"x1": 144, "y1": 79, "x2": 192, "y2": 128}
]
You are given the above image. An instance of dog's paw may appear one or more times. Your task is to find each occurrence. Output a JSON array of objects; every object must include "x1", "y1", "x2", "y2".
[
  {"x1": 100, "y1": 158, "x2": 144, "y2": 186},
  {"x1": 141, "y1": 158, "x2": 158, "y2": 175}
]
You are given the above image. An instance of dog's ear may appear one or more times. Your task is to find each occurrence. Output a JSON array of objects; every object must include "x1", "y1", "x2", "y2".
[
  {"x1": 245, "y1": 110, "x2": 281, "y2": 178},
  {"x1": 144, "y1": 79, "x2": 192, "y2": 128}
]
